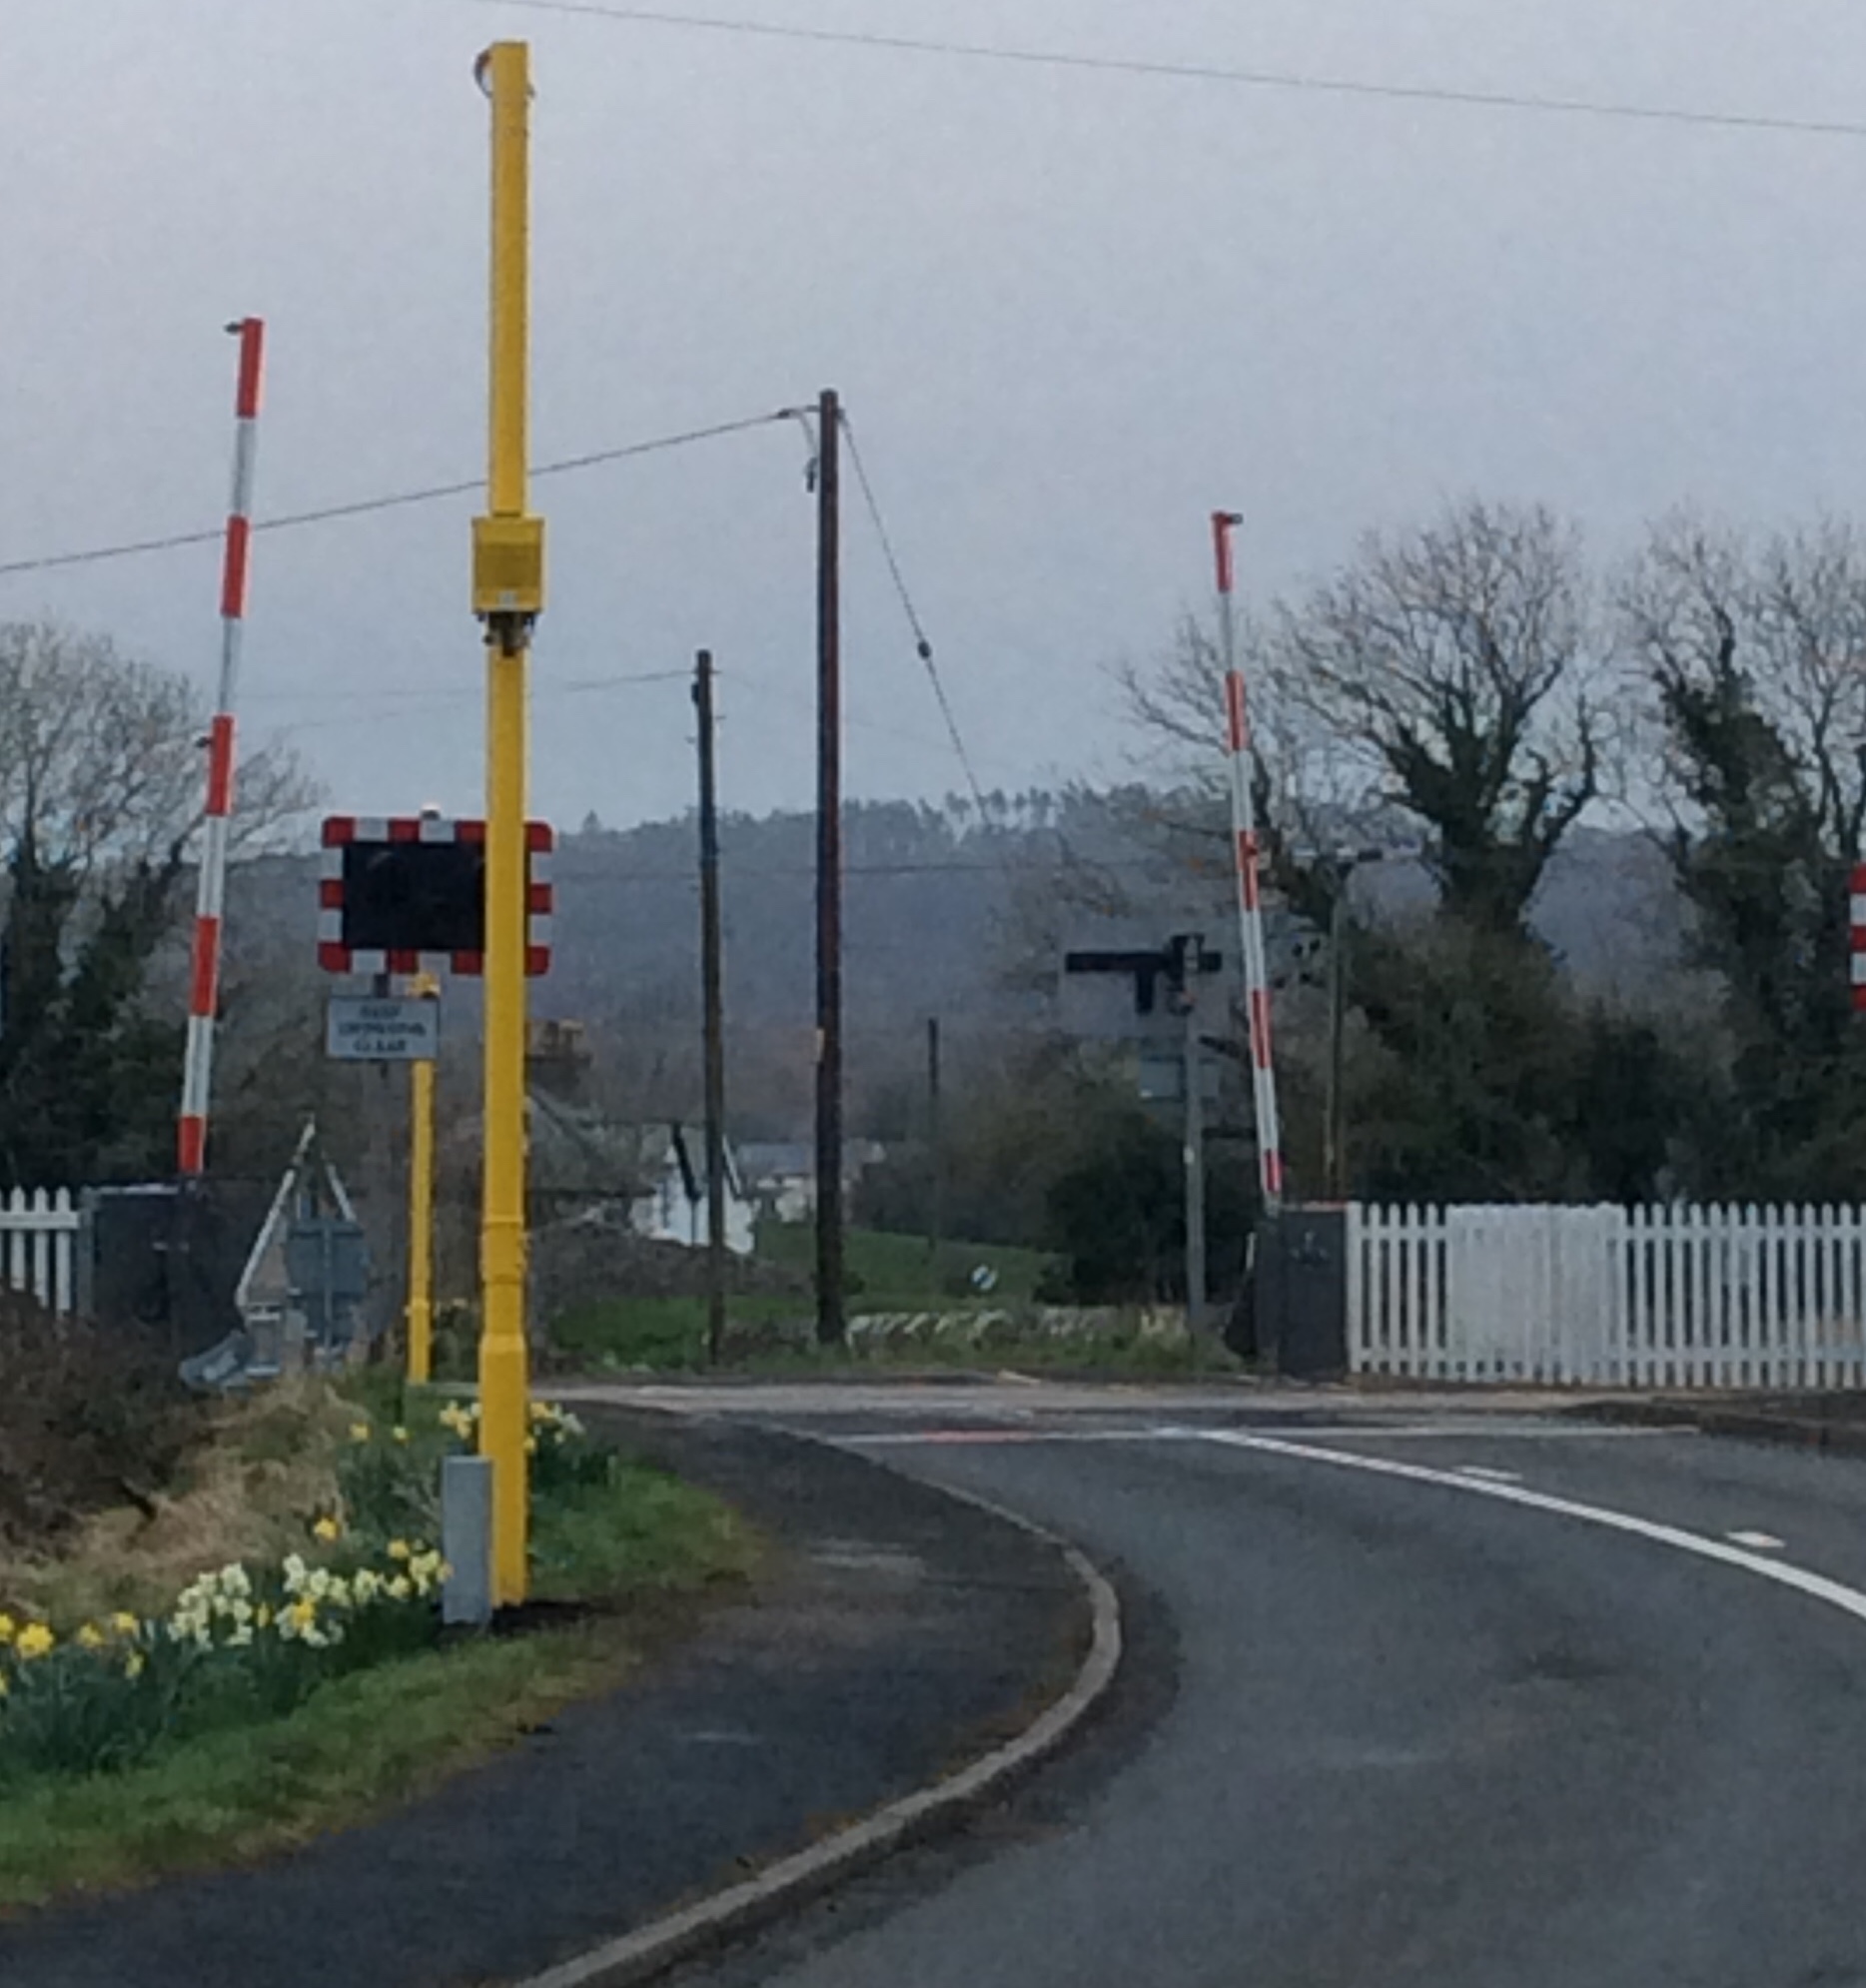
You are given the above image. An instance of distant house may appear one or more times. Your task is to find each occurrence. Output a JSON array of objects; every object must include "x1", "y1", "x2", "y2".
[
  {"x1": 524, "y1": 1090, "x2": 756, "y2": 1256},
  {"x1": 631, "y1": 1124, "x2": 756, "y2": 1258},
  {"x1": 736, "y1": 1140, "x2": 887, "y2": 1225}
]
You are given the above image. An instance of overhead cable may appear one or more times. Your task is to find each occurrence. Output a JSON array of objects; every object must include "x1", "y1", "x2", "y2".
[{"x1": 480, "y1": 0, "x2": 1866, "y2": 142}]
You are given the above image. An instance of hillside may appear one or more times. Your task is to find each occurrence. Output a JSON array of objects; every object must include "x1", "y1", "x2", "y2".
[{"x1": 213, "y1": 795, "x2": 1699, "y2": 1149}]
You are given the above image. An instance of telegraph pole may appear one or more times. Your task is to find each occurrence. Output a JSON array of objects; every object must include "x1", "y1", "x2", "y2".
[
  {"x1": 927, "y1": 1016, "x2": 943, "y2": 1271},
  {"x1": 1181, "y1": 936, "x2": 1209, "y2": 1335},
  {"x1": 1325, "y1": 886, "x2": 1349, "y2": 1202},
  {"x1": 694, "y1": 650, "x2": 729, "y2": 1367},
  {"x1": 814, "y1": 389, "x2": 845, "y2": 1346},
  {"x1": 471, "y1": 40, "x2": 544, "y2": 1605}
]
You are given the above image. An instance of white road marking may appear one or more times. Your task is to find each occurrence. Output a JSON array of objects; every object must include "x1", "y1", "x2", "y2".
[
  {"x1": 1296, "y1": 1423, "x2": 1690, "y2": 1443},
  {"x1": 1455, "y1": 1465, "x2": 1524, "y2": 1485},
  {"x1": 1728, "y1": 1530, "x2": 1786, "y2": 1552},
  {"x1": 843, "y1": 1428, "x2": 1189, "y2": 1448},
  {"x1": 1180, "y1": 1428, "x2": 1866, "y2": 1631},
  {"x1": 841, "y1": 1421, "x2": 1687, "y2": 1450}
]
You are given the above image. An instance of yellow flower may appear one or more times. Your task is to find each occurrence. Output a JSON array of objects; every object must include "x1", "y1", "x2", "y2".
[
  {"x1": 256, "y1": 1603, "x2": 274, "y2": 1628},
  {"x1": 392, "y1": 1426, "x2": 410, "y2": 1445},
  {"x1": 312, "y1": 1515, "x2": 342, "y2": 1543},
  {"x1": 387, "y1": 1538, "x2": 412, "y2": 1562},
  {"x1": 286, "y1": 1597, "x2": 317, "y2": 1632},
  {"x1": 76, "y1": 1622, "x2": 106, "y2": 1649},
  {"x1": 0, "y1": 1612, "x2": 16, "y2": 1645},
  {"x1": 350, "y1": 1422, "x2": 372, "y2": 1444},
  {"x1": 16, "y1": 1623, "x2": 54, "y2": 1660},
  {"x1": 125, "y1": 1652, "x2": 146, "y2": 1680},
  {"x1": 110, "y1": 1611, "x2": 140, "y2": 1636},
  {"x1": 387, "y1": 1575, "x2": 413, "y2": 1602}
]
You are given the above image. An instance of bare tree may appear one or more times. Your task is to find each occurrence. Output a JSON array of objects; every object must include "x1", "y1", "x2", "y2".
[
  {"x1": 1611, "y1": 514, "x2": 1866, "y2": 1196},
  {"x1": 1122, "y1": 500, "x2": 1603, "y2": 937},
  {"x1": 1622, "y1": 515, "x2": 1866, "y2": 858},
  {"x1": 1263, "y1": 500, "x2": 1602, "y2": 935},
  {"x1": 0, "y1": 620, "x2": 320, "y2": 1184},
  {"x1": 0, "y1": 619, "x2": 315, "y2": 879}
]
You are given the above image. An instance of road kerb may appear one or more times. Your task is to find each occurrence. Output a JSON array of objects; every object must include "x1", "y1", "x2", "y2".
[
  {"x1": 1567, "y1": 1397, "x2": 1866, "y2": 1456},
  {"x1": 510, "y1": 1468, "x2": 1124, "y2": 1988}
]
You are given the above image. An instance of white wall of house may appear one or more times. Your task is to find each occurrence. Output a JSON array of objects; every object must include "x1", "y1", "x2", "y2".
[{"x1": 630, "y1": 1154, "x2": 757, "y2": 1257}]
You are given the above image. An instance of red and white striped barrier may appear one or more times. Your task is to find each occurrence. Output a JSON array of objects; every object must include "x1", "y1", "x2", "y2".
[
  {"x1": 1852, "y1": 862, "x2": 1866, "y2": 1015},
  {"x1": 1213, "y1": 510, "x2": 1285, "y2": 1211},
  {"x1": 179, "y1": 318, "x2": 265, "y2": 1178},
  {"x1": 318, "y1": 815, "x2": 554, "y2": 977}
]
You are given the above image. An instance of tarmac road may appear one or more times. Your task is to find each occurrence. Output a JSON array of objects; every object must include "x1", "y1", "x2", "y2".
[{"x1": 646, "y1": 1390, "x2": 1866, "y2": 1988}]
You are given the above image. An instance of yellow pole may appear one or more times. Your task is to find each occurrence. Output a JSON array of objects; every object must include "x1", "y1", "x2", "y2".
[
  {"x1": 406, "y1": 972, "x2": 440, "y2": 1387},
  {"x1": 472, "y1": 39, "x2": 544, "y2": 1606}
]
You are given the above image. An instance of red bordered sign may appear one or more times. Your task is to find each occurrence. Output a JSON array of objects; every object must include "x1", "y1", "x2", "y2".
[{"x1": 318, "y1": 815, "x2": 554, "y2": 977}]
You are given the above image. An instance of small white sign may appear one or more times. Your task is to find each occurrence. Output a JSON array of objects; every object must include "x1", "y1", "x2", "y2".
[{"x1": 326, "y1": 996, "x2": 440, "y2": 1063}]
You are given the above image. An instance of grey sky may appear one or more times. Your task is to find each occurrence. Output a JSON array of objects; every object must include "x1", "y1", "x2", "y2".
[{"x1": 4, "y1": 0, "x2": 1865, "y2": 830}]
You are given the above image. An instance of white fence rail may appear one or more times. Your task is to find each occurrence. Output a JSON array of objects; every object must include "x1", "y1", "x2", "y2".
[
  {"x1": 0, "y1": 1189, "x2": 81, "y2": 1317},
  {"x1": 1348, "y1": 1203, "x2": 1866, "y2": 1390}
]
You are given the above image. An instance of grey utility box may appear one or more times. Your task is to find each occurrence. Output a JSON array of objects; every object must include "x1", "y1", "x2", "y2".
[
  {"x1": 442, "y1": 1455, "x2": 495, "y2": 1628},
  {"x1": 1247, "y1": 1207, "x2": 1350, "y2": 1381}
]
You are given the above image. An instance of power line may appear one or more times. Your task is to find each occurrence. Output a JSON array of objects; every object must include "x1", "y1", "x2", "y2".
[
  {"x1": 838, "y1": 411, "x2": 999, "y2": 829},
  {"x1": 256, "y1": 667, "x2": 694, "y2": 733},
  {"x1": 476, "y1": 0, "x2": 1866, "y2": 143},
  {"x1": 549, "y1": 852, "x2": 1191, "y2": 881},
  {"x1": 0, "y1": 408, "x2": 804, "y2": 580},
  {"x1": 249, "y1": 665, "x2": 690, "y2": 711}
]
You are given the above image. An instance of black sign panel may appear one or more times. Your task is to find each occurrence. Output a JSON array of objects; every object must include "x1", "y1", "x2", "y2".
[{"x1": 342, "y1": 841, "x2": 485, "y2": 955}]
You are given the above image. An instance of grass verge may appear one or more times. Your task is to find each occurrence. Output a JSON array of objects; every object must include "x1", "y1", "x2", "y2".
[
  {"x1": 0, "y1": 1458, "x2": 755, "y2": 1914},
  {"x1": 548, "y1": 1225, "x2": 1231, "y2": 1378}
]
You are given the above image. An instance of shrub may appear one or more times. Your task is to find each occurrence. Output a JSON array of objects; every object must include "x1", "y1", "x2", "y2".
[{"x1": 0, "y1": 1291, "x2": 207, "y2": 1550}]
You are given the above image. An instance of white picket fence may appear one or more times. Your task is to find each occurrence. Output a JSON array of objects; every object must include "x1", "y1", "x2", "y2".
[
  {"x1": 1348, "y1": 1203, "x2": 1866, "y2": 1390},
  {"x1": 0, "y1": 1189, "x2": 81, "y2": 1317}
]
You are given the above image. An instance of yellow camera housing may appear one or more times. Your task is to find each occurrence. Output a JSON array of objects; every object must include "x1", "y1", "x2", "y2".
[{"x1": 471, "y1": 513, "x2": 546, "y2": 617}]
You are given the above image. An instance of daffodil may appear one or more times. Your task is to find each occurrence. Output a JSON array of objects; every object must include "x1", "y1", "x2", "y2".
[
  {"x1": 0, "y1": 1612, "x2": 16, "y2": 1645},
  {"x1": 124, "y1": 1652, "x2": 146, "y2": 1680},
  {"x1": 76, "y1": 1622, "x2": 106, "y2": 1649},
  {"x1": 350, "y1": 1423, "x2": 372, "y2": 1444},
  {"x1": 387, "y1": 1538, "x2": 412, "y2": 1562},
  {"x1": 387, "y1": 1575, "x2": 413, "y2": 1602},
  {"x1": 110, "y1": 1610, "x2": 140, "y2": 1636},
  {"x1": 16, "y1": 1622, "x2": 54, "y2": 1660},
  {"x1": 392, "y1": 1426, "x2": 410, "y2": 1445},
  {"x1": 312, "y1": 1515, "x2": 342, "y2": 1543}
]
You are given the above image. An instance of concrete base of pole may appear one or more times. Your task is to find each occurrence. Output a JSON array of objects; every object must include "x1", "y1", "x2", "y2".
[{"x1": 442, "y1": 1455, "x2": 495, "y2": 1627}]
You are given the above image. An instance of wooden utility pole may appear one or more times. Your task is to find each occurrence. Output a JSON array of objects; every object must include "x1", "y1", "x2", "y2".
[
  {"x1": 1180, "y1": 935, "x2": 1209, "y2": 1336},
  {"x1": 1325, "y1": 885, "x2": 1349, "y2": 1202},
  {"x1": 694, "y1": 649, "x2": 729, "y2": 1367},
  {"x1": 813, "y1": 389, "x2": 845, "y2": 1346},
  {"x1": 926, "y1": 1016, "x2": 943, "y2": 1270}
]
